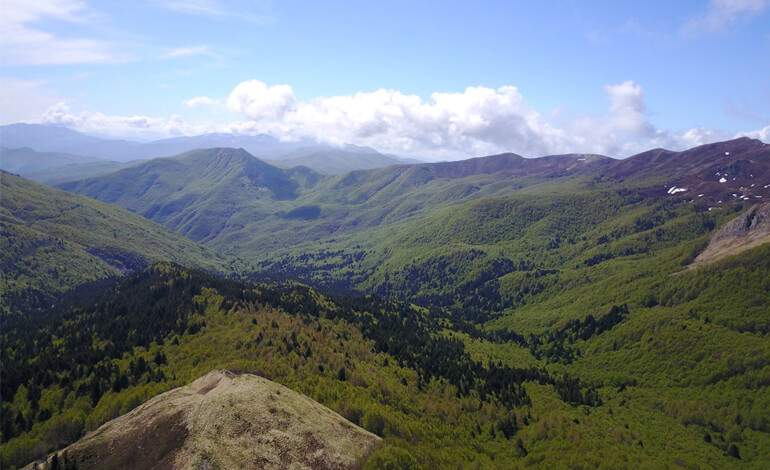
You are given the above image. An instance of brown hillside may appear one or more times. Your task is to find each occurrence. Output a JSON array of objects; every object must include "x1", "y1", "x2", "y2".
[
  {"x1": 34, "y1": 371, "x2": 379, "y2": 470},
  {"x1": 693, "y1": 202, "x2": 770, "y2": 266}
]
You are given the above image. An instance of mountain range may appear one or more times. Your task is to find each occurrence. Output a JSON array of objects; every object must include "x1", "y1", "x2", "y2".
[
  {"x1": 1, "y1": 129, "x2": 769, "y2": 469},
  {"x1": 0, "y1": 124, "x2": 419, "y2": 177}
]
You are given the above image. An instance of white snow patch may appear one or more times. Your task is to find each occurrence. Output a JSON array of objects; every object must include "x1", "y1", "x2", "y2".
[
  {"x1": 719, "y1": 177, "x2": 727, "y2": 183},
  {"x1": 577, "y1": 158, "x2": 586, "y2": 161},
  {"x1": 698, "y1": 194, "x2": 704, "y2": 197},
  {"x1": 725, "y1": 152, "x2": 730, "y2": 156},
  {"x1": 667, "y1": 186, "x2": 687, "y2": 194}
]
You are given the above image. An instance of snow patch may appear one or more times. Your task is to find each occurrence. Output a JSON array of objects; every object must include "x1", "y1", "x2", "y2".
[
  {"x1": 719, "y1": 177, "x2": 727, "y2": 183},
  {"x1": 667, "y1": 186, "x2": 687, "y2": 194}
]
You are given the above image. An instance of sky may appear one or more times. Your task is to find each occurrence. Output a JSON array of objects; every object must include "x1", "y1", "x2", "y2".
[{"x1": 0, "y1": 0, "x2": 769, "y2": 160}]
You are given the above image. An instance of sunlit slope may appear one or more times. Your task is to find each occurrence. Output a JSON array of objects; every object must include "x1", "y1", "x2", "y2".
[
  {"x1": 52, "y1": 370, "x2": 379, "y2": 470},
  {"x1": 0, "y1": 171, "x2": 229, "y2": 314}
]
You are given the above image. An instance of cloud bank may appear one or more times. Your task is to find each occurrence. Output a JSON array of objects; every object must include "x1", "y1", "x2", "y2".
[{"x1": 41, "y1": 79, "x2": 768, "y2": 159}]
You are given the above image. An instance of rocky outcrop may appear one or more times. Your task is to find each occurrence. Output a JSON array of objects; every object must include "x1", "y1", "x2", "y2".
[
  {"x1": 694, "y1": 202, "x2": 770, "y2": 266},
  {"x1": 34, "y1": 371, "x2": 379, "y2": 470}
]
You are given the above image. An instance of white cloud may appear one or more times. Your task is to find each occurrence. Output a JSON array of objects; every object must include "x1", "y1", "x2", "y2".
[
  {"x1": 183, "y1": 96, "x2": 219, "y2": 108},
  {"x1": 161, "y1": 45, "x2": 214, "y2": 59},
  {"x1": 738, "y1": 124, "x2": 770, "y2": 141},
  {"x1": 226, "y1": 80, "x2": 296, "y2": 120},
  {"x1": 37, "y1": 81, "x2": 769, "y2": 158},
  {"x1": 682, "y1": 0, "x2": 769, "y2": 35},
  {"x1": 270, "y1": 86, "x2": 567, "y2": 158},
  {"x1": 42, "y1": 102, "x2": 216, "y2": 140},
  {"x1": 0, "y1": 0, "x2": 130, "y2": 65},
  {"x1": 680, "y1": 127, "x2": 730, "y2": 148},
  {"x1": 604, "y1": 81, "x2": 650, "y2": 135}
]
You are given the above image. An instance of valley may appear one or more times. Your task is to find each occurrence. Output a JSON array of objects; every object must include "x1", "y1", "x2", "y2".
[{"x1": 1, "y1": 131, "x2": 769, "y2": 469}]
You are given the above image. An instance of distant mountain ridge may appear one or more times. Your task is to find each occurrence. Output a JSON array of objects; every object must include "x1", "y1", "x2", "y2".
[
  {"x1": 0, "y1": 146, "x2": 135, "y2": 185},
  {"x1": 56, "y1": 138, "x2": 770, "y2": 261},
  {"x1": 0, "y1": 124, "x2": 420, "y2": 173},
  {"x1": 267, "y1": 148, "x2": 408, "y2": 174},
  {"x1": 0, "y1": 147, "x2": 102, "y2": 173},
  {"x1": 605, "y1": 137, "x2": 770, "y2": 205}
]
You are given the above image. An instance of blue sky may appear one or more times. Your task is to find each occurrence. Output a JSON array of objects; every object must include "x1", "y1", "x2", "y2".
[{"x1": 1, "y1": 0, "x2": 768, "y2": 159}]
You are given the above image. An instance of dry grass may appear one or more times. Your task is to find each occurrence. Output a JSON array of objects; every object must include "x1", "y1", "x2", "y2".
[{"x1": 56, "y1": 370, "x2": 380, "y2": 469}]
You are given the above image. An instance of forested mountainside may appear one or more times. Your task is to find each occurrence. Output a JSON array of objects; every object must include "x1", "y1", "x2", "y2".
[
  {"x1": 2, "y1": 241, "x2": 769, "y2": 468},
  {"x1": 0, "y1": 171, "x2": 232, "y2": 315},
  {"x1": 1, "y1": 138, "x2": 769, "y2": 468}
]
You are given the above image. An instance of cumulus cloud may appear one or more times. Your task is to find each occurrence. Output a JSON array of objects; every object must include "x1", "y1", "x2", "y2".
[
  {"x1": 272, "y1": 86, "x2": 568, "y2": 158},
  {"x1": 738, "y1": 124, "x2": 770, "y2": 141},
  {"x1": 682, "y1": 0, "x2": 769, "y2": 35},
  {"x1": 604, "y1": 81, "x2": 651, "y2": 135},
  {"x1": 38, "y1": 81, "x2": 768, "y2": 158},
  {"x1": 42, "y1": 102, "x2": 220, "y2": 140},
  {"x1": 226, "y1": 80, "x2": 296, "y2": 120},
  {"x1": 0, "y1": 0, "x2": 130, "y2": 65}
]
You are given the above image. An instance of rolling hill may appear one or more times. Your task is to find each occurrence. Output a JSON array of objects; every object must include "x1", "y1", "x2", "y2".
[
  {"x1": 58, "y1": 148, "x2": 323, "y2": 243},
  {"x1": 3, "y1": 136, "x2": 770, "y2": 469},
  {"x1": 56, "y1": 138, "x2": 770, "y2": 301},
  {"x1": 0, "y1": 171, "x2": 230, "y2": 314}
]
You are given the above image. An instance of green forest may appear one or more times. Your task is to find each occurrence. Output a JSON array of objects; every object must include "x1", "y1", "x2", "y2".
[{"x1": 2, "y1": 138, "x2": 770, "y2": 469}]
